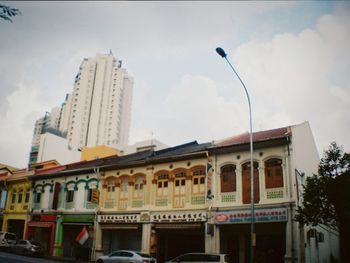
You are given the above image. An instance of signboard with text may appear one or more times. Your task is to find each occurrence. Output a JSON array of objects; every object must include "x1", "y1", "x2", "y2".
[
  {"x1": 91, "y1": 189, "x2": 100, "y2": 203},
  {"x1": 215, "y1": 207, "x2": 288, "y2": 224}
]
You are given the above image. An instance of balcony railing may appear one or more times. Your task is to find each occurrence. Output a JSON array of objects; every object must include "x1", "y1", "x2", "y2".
[
  {"x1": 266, "y1": 187, "x2": 284, "y2": 199},
  {"x1": 191, "y1": 195, "x2": 205, "y2": 205},
  {"x1": 220, "y1": 192, "x2": 236, "y2": 202}
]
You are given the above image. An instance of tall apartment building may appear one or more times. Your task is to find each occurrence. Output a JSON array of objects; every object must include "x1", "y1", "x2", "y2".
[
  {"x1": 29, "y1": 53, "x2": 134, "y2": 165},
  {"x1": 29, "y1": 107, "x2": 61, "y2": 165},
  {"x1": 61, "y1": 53, "x2": 133, "y2": 150}
]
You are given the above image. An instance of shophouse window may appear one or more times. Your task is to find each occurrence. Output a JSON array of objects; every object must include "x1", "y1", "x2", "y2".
[
  {"x1": 87, "y1": 188, "x2": 93, "y2": 202},
  {"x1": 35, "y1": 192, "x2": 41, "y2": 203},
  {"x1": 66, "y1": 190, "x2": 74, "y2": 202},
  {"x1": 119, "y1": 177, "x2": 129, "y2": 209},
  {"x1": 17, "y1": 190, "x2": 23, "y2": 203},
  {"x1": 134, "y1": 177, "x2": 144, "y2": 198},
  {"x1": 11, "y1": 192, "x2": 16, "y2": 204},
  {"x1": 220, "y1": 164, "x2": 237, "y2": 192},
  {"x1": 25, "y1": 191, "x2": 30, "y2": 203},
  {"x1": 192, "y1": 169, "x2": 205, "y2": 194},
  {"x1": 157, "y1": 173, "x2": 169, "y2": 196},
  {"x1": 107, "y1": 184, "x2": 116, "y2": 200},
  {"x1": 265, "y1": 158, "x2": 284, "y2": 188},
  {"x1": 120, "y1": 179, "x2": 129, "y2": 199}
]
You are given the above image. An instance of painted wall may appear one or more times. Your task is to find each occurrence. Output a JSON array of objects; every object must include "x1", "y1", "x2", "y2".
[{"x1": 37, "y1": 133, "x2": 81, "y2": 165}]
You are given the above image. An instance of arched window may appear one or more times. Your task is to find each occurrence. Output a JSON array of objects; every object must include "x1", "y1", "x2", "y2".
[
  {"x1": 192, "y1": 168, "x2": 205, "y2": 194},
  {"x1": 119, "y1": 177, "x2": 129, "y2": 210},
  {"x1": 120, "y1": 178, "x2": 128, "y2": 199},
  {"x1": 242, "y1": 161, "x2": 260, "y2": 204},
  {"x1": 134, "y1": 176, "x2": 144, "y2": 199},
  {"x1": 174, "y1": 170, "x2": 186, "y2": 208},
  {"x1": 265, "y1": 158, "x2": 283, "y2": 188},
  {"x1": 220, "y1": 165, "x2": 236, "y2": 192},
  {"x1": 157, "y1": 172, "x2": 169, "y2": 197}
]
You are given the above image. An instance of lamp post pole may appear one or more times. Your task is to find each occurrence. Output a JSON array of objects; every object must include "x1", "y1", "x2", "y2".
[{"x1": 216, "y1": 47, "x2": 255, "y2": 263}]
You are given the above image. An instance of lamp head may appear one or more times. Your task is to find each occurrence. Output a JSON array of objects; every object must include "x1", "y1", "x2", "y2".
[{"x1": 216, "y1": 47, "x2": 227, "y2": 58}]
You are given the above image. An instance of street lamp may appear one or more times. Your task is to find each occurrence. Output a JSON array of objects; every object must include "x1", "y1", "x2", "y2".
[{"x1": 216, "y1": 47, "x2": 255, "y2": 263}]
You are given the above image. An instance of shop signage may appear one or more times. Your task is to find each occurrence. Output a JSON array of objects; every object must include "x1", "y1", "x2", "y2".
[
  {"x1": 152, "y1": 211, "x2": 206, "y2": 223},
  {"x1": 91, "y1": 189, "x2": 99, "y2": 203},
  {"x1": 98, "y1": 214, "x2": 140, "y2": 223},
  {"x1": 40, "y1": 215, "x2": 56, "y2": 222},
  {"x1": 215, "y1": 207, "x2": 288, "y2": 224},
  {"x1": 63, "y1": 214, "x2": 95, "y2": 223}
]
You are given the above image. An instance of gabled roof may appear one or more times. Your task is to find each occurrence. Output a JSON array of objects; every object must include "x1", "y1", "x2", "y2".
[
  {"x1": 212, "y1": 126, "x2": 291, "y2": 148},
  {"x1": 35, "y1": 165, "x2": 66, "y2": 175}
]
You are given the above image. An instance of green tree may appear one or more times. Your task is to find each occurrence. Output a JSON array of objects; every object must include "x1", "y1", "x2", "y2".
[
  {"x1": 0, "y1": 4, "x2": 21, "y2": 22},
  {"x1": 296, "y1": 142, "x2": 350, "y2": 262}
]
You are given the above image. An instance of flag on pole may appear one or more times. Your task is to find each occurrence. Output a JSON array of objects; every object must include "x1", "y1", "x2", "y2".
[{"x1": 76, "y1": 226, "x2": 89, "y2": 245}]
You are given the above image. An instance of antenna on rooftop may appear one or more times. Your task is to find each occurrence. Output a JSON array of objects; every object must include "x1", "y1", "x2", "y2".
[{"x1": 150, "y1": 131, "x2": 155, "y2": 152}]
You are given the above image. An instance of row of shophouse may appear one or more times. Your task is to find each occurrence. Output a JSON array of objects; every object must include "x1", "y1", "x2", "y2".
[{"x1": 0, "y1": 122, "x2": 339, "y2": 263}]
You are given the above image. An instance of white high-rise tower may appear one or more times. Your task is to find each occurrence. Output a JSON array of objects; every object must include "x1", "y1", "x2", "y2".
[
  {"x1": 61, "y1": 53, "x2": 134, "y2": 150},
  {"x1": 29, "y1": 53, "x2": 133, "y2": 165}
]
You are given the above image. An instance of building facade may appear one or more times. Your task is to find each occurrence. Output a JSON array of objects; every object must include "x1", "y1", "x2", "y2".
[
  {"x1": 29, "y1": 53, "x2": 134, "y2": 166},
  {"x1": 4, "y1": 122, "x2": 339, "y2": 263},
  {"x1": 62, "y1": 53, "x2": 133, "y2": 151},
  {"x1": 1, "y1": 169, "x2": 33, "y2": 239},
  {"x1": 29, "y1": 107, "x2": 62, "y2": 165}
]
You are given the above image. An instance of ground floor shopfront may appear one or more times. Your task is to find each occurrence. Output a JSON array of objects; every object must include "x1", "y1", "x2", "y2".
[
  {"x1": 25, "y1": 214, "x2": 56, "y2": 255},
  {"x1": 214, "y1": 206, "x2": 292, "y2": 263},
  {"x1": 95, "y1": 210, "x2": 207, "y2": 263},
  {"x1": 54, "y1": 214, "x2": 95, "y2": 261},
  {"x1": 2, "y1": 213, "x2": 27, "y2": 239}
]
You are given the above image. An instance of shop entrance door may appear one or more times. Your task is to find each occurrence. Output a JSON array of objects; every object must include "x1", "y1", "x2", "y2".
[{"x1": 156, "y1": 226, "x2": 204, "y2": 263}]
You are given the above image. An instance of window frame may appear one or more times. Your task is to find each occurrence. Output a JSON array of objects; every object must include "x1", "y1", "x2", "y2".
[
  {"x1": 264, "y1": 158, "x2": 284, "y2": 188},
  {"x1": 220, "y1": 164, "x2": 237, "y2": 193},
  {"x1": 192, "y1": 168, "x2": 205, "y2": 195},
  {"x1": 66, "y1": 190, "x2": 74, "y2": 203}
]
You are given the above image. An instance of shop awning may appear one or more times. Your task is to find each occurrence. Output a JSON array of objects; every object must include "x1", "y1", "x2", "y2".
[
  {"x1": 61, "y1": 222, "x2": 93, "y2": 226},
  {"x1": 100, "y1": 224, "x2": 139, "y2": 229},
  {"x1": 154, "y1": 223, "x2": 203, "y2": 229},
  {"x1": 27, "y1": 221, "x2": 53, "y2": 228}
]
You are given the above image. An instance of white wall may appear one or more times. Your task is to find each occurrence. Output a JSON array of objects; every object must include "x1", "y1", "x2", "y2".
[
  {"x1": 291, "y1": 121, "x2": 320, "y2": 177},
  {"x1": 37, "y1": 132, "x2": 80, "y2": 164}
]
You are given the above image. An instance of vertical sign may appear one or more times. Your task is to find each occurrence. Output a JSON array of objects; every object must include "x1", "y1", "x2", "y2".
[
  {"x1": 295, "y1": 169, "x2": 304, "y2": 207},
  {"x1": 206, "y1": 159, "x2": 214, "y2": 200},
  {"x1": 91, "y1": 189, "x2": 100, "y2": 203}
]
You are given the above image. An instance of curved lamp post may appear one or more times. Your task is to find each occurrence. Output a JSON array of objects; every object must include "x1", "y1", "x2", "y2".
[{"x1": 216, "y1": 47, "x2": 255, "y2": 263}]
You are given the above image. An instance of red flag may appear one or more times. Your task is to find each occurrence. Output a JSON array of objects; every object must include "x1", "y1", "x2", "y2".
[{"x1": 76, "y1": 226, "x2": 89, "y2": 245}]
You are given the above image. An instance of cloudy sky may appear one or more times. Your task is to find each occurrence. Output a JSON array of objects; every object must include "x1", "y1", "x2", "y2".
[{"x1": 1, "y1": 1, "x2": 349, "y2": 168}]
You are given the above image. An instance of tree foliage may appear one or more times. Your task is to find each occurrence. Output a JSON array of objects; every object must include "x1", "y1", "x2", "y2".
[
  {"x1": 296, "y1": 142, "x2": 350, "y2": 262},
  {"x1": 0, "y1": 4, "x2": 21, "y2": 22}
]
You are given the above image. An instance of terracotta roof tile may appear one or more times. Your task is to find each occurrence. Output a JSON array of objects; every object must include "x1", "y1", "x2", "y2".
[{"x1": 213, "y1": 126, "x2": 291, "y2": 148}]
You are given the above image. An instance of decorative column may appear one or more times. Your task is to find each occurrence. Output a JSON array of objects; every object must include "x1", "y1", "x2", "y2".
[
  {"x1": 284, "y1": 205, "x2": 298, "y2": 263},
  {"x1": 185, "y1": 174, "x2": 192, "y2": 205},
  {"x1": 168, "y1": 177, "x2": 174, "y2": 207},
  {"x1": 239, "y1": 234, "x2": 246, "y2": 263},
  {"x1": 141, "y1": 223, "x2": 152, "y2": 253},
  {"x1": 205, "y1": 222, "x2": 220, "y2": 253},
  {"x1": 258, "y1": 163, "x2": 264, "y2": 203},
  {"x1": 259, "y1": 163, "x2": 267, "y2": 203},
  {"x1": 94, "y1": 219, "x2": 104, "y2": 260},
  {"x1": 53, "y1": 216, "x2": 63, "y2": 257},
  {"x1": 236, "y1": 168, "x2": 242, "y2": 205}
]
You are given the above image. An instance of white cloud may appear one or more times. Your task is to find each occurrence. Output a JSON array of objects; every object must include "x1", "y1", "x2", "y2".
[
  {"x1": 0, "y1": 84, "x2": 48, "y2": 167},
  {"x1": 229, "y1": 6, "x2": 350, "y2": 153}
]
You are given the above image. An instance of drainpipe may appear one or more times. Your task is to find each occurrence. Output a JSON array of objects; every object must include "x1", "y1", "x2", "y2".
[{"x1": 287, "y1": 136, "x2": 295, "y2": 263}]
